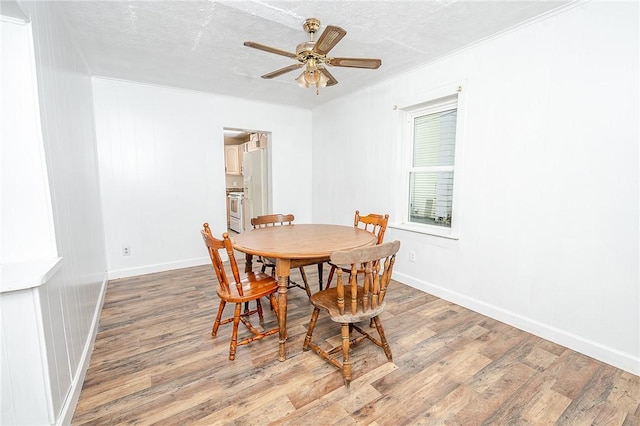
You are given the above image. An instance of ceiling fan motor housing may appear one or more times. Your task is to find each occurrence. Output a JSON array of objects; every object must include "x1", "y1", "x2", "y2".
[
  {"x1": 296, "y1": 41, "x2": 324, "y2": 65},
  {"x1": 297, "y1": 19, "x2": 325, "y2": 65}
]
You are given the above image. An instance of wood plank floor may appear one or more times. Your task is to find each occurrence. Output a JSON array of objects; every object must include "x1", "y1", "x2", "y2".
[{"x1": 73, "y1": 263, "x2": 640, "y2": 425}]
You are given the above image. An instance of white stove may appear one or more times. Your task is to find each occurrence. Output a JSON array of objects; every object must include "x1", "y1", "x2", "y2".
[{"x1": 228, "y1": 192, "x2": 244, "y2": 233}]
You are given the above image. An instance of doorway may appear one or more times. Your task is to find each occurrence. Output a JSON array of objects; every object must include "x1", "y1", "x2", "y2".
[{"x1": 223, "y1": 128, "x2": 271, "y2": 233}]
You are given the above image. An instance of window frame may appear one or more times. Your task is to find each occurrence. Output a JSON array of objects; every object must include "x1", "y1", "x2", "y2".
[{"x1": 394, "y1": 82, "x2": 467, "y2": 239}]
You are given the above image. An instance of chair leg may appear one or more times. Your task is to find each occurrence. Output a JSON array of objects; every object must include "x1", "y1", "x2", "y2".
[
  {"x1": 372, "y1": 316, "x2": 392, "y2": 361},
  {"x1": 317, "y1": 263, "x2": 324, "y2": 291},
  {"x1": 211, "y1": 300, "x2": 226, "y2": 337},
  {"x1": 341, "y1": 322, "x2": 352, "y2": 387},
  {"x1": 299, "y1": 267, "x2": 312, "y2": 298},
  {"x1": 303, "y1": 308, "x2": 320, "y2": 351},
  {"x1": 255, "y1": 298, "x2": 264, "y2": 325},
  {"x1": 269, "y1": 293, "x2": 279, "y2": 320},
  {"x1": 229, "y1": 303, "x2": 242, "y2": 361},
  {"x1": 326, "y1": 265, "x2": 337, "y2": 289}
]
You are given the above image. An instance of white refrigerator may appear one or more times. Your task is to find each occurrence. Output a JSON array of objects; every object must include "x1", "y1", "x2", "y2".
[{"x1": 242, "y1": 148, "x2": 268, "y2": 230}]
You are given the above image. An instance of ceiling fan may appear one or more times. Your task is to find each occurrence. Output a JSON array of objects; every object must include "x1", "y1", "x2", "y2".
[{"x1": 244, "y1": 18, "x2": 382, "y2": 95}]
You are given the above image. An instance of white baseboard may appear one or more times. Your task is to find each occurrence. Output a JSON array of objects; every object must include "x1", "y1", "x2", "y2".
[
  {"x1": 393, "y1": 271, "x2": 640, "y2": 376},
  {"x1": 108, "y1": 257, "x2": 211, "y2": 280},
  {"x1": 57, "y1": 272, "x2": 108, "y2": 426}
]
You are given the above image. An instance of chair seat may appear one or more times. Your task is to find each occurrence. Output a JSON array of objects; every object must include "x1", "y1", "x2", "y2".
[
  {"x1": 216, "y1": 271, "x2": 279, "y2": 303},
  {"x1": 310, "y1": 286, "x2": 386, "y2": 323}
]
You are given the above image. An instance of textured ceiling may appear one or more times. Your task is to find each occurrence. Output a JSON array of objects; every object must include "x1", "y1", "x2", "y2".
[{"x1": 48, "y1": 0, "x2": 572, "y2": 109}]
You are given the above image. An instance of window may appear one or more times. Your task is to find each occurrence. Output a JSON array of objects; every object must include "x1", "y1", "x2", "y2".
[{"x1": 400, "y1": 85, "x2": 464, "y2": 238}]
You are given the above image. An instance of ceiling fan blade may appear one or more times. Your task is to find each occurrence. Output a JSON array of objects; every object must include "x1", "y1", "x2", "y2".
[
  {"x1": 261, "y1": 64, "x2": 303, "y2": 79},
  {"x1": 318, "y1": 67, "x2": 338, "y2": 86},
  {"x1": 244, "y1": 41, "x2": 297, "y2": 59},
  {"x1": 313, "y1": 25, "x2": 347, "y2": 56},
  {"x1": 328, "y1": 57, "x2": 382, "y2": 69}
]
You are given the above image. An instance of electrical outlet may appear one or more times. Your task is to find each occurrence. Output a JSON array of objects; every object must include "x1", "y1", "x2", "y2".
[
  {"x1": 123, "y1": 246, "x2": 130, "y2": 256},
  {"x1": 409, "y1": 250, "x2": 416, "y2": 262}
]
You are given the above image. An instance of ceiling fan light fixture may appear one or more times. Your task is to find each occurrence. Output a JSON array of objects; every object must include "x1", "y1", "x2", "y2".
[
  {"x1": 295, "y1": 71, "x2": 310, "y2": 88},
  {"x1": 296, "y1": 68, "x2": 328, "y2": 95},
  {"x1": 317, "y1": 70, "x2": 329, "y2": 87}
]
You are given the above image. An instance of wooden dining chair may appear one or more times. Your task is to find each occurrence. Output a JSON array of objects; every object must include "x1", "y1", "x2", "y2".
[
  {"x1": 325, "y1": 210, "x2": 390, "y2": 288},
  {"x1": 201, "y1": 223, "x2": 279, "y2": 360},
  {"x1": 303, "y1": 240, "x2": 401, "y2": 387},
  {"x1": 251, "y1": 213, "x2": 313, "y2": 298}
]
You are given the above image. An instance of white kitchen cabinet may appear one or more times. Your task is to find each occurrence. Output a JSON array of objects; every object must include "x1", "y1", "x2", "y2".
[
  {"x1": 247, "y1": 133, "x2": 267, "y2": 151},
  {"x1": 224, "y1": 145, "x2": 242, "y2": 175}
]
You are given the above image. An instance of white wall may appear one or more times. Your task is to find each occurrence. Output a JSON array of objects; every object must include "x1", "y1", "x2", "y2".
[
  {"x1": 92, "y1": 79, "x2": 313, "y2": 278},
  {"x1": 1, "y1": 1, "x2": 109, "y2": 424},
  {"x1": 0, "y1": 17, "x2": 55, "y2": 263},
  {"x1": 312, "y1": 2, "x2": 639, "y2": 374},
  {"x1": 0, "y1": 16, "x2": 57, "y2": 426}
]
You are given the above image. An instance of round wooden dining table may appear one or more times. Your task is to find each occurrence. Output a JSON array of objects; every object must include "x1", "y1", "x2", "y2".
[{"x1": 232, "y1": 224, "x2": 377, "y2": 361}]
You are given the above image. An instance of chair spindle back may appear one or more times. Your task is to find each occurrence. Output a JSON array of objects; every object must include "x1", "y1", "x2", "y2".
[
  {"x1": 354, "y1": 210, "x2": 389, "y2": 244},
  {"x1": 332, "y1": 240, "x2": 400, "y2": 316},
  {"x1": 251, "y1": 213, "x2": 295, "y2": 228},
  {"x1": 201, "y1": 223, "x2": 243, "y2": 296}
]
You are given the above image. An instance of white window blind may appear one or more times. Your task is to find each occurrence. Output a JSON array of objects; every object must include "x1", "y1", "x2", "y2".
[{"x1": 408, "y1": 97, "x2": 458, "y2": 228}]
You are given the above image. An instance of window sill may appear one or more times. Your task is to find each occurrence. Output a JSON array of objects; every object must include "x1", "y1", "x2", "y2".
[{"x1": 389, "y1": 222, "x2": 460, "y2": 240}]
